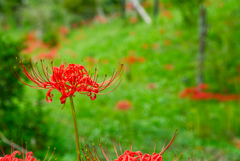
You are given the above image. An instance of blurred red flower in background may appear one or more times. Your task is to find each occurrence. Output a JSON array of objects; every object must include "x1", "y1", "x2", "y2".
[
  {"x1": 124, "y1": 52, "x2": 145, "y2": 65},
  {"x1": 126, "y1": 2, "x2": 134, "y2": 10},
  {"x1": 142, "y1": 43, "x2": 149, "y2": 49},
  {"x1": 85, "y1": 56, "x2": 97, "y2": 64},
  {"x1": 35, "y1": 48, "x2": 58, "y2": 60},
  {"x1": 164, "y1": 64, "x2": 174, "y2": 70},
  {"x1": 152, "y1": 43, "x2": 159, "y2": 50},
  {"x1": 117, "y1": 100, "x2": 131, "y2": 110},
  {"x1": 22, "y1": 32, "x2": 49, "y2": 55},
  {"x1": 161, "y1": 10, "x2": 173, "y2": 19},
  {"x1": 12, "y1": 58, "x2": 124, "y2": 105},
  {"x1": 159, "y1": 29, "x2": 165, "y2": 34},
  {"x1": 72, "y1": 23, "x2": 79, "y2": 29},
  {"x1": 94, "y1": 15, "x2": 108, "y2": 24},
  {"x1": 148, "y1": 83, "x2": 157, "y2": 90},
  {"x1": 129, "y1": 17, "x2": 138, "y2": 24},
  {"x1": 164, "y1": 39, "x2": 171, "y2": 46},
  {"x1": 180, "y1": 83, "x2": 240, "y2": 101},
  {"x1": 59, "y1": 26, "x2": 69, "y2": 37},
  {"x1": 175, "y1": 31, "x2": 182, "y2": 37}
]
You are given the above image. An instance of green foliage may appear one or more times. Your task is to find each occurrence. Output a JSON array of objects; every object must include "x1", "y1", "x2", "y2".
[
  {"x1": 63, "y1": 0, "x2": 96, "y2": 17},
  {"x1": 167, "y1": 0, "x2": 204, "y2": 24},
  {"x1": 0, "y1": 35, "x2": 59, "y2": 157},
  {"x1": 0, "y1": 34, "x2": 24, "y2": 105},
  {"x1": 102, "y1": 0, "x2": 120, "y2": 14},
  {"x1": 42, "y1": 30, "x2": 59, "y2": 47},
  {"x1": 0, "y1": 0, "x2": 22, "y2": 14}
]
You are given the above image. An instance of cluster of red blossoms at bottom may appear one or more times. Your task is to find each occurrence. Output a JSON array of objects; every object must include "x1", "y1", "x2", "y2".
[
  {"x1": 78, "y1": 130, "x2": 203, "y2": 161},
  {"x1": 0, "y1": 131, "x2": 203, "y2": 161},
  {"x1": 0, "y1": 141, "x2": 55, "y2": 161},
  {"x1": 0, "y1": 151, "x2": 36, "y2": 161},
  {"x1": 180, "y1": 83, "x2": 240, "y2": 101},
  {"x1": 115, "y1": 151, "x2": 163, "y2": 161}
]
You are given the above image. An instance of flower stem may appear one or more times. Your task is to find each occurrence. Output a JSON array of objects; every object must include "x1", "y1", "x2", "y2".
[{"x1": 69, "y1": 95, "x2": 81, "y2": 161}]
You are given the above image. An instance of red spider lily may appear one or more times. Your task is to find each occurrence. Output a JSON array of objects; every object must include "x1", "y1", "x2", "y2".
[
  {"x1": 94, "y1": 15, "x2": 108, "y2": 24},
  {"x1": 175, "y1": 31, "x2": 182, "y2": 37},
  {"x1": 81, "y1": 130, "x2": 188, "y2": 161},
  {"x1": 147, "y1": 83, "x2": 157, "y2": 90},
  {"x1": 152, "y1": 43, "x2": 159, "y2": 50},
  {"x1": 164, "y1": 64, "x2": 174, "y2": 70},
  {"x1": 129, "y1": 17, "x2": 138, "y2": 24},
  {"x1": 161, "y1": 10, "x2": 173, "y2": 19},
  {"x1": 164, "y1": 40, "x2": 171, "y2": 46},
  {"x1": 0, "y1": 150, "x2": 55, "y2": 161},
  {"x1": 180, "y1": 83, "x2": 240, "y2": 101},
  {"x1": 0, "y1": 142, "x2": 55, "y2": 161},
  {"x1": 35, "y1": 48, "x2": 58, "y2": 60},
  {"x1": 124, "y1": 53, "x2": 145, "y2": 65},
  {"x1": 126, "y1": 2, "x2": 134, "y2": 10},
  {"x1": 59, "y1": 26, "x2": 69, "y2": 37},
  {"x1": 11, "y1": 58, "x2": 124, "y2": 105},
  {"x1": 117, "y1": 100, "x2": 131, "y2": 110},
  {"x1": 0, "y1": 151, "x2": 37, "y2": 161}
]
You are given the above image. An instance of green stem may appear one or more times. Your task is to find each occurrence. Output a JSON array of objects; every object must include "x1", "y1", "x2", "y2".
[{"x1": 69, "y1": 95, "x2": 81, "y2": 161}]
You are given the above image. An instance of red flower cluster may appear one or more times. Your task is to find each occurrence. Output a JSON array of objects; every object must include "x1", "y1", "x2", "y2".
[
  {"x1": 147, "y1": 83, "x2": 157, "y2": 90},
  {"x1": 180, "y1": 83, "x2": 240, "y2": 101},
  {"x1": 117, "y1": 100, "x2": 131, "y2": 110},
  {"x1": 81, "y1": 130, "x2": 184, "y2": 161},
  {"x1": 12, "y1": 58, "x2": 124, "y2": 105},
  {"x1": 22, "y1": 32, "x2": 59, "y2": 60},
  {"x1": 94, "y1": 15, "x2": 108, "y2": 24},
  {"x1": 0, "y1": 142, "x2": 55, "y2": 161},
  {"x1": 59, "y1": 26, "x2": 69, "y2": 37},
  {"x1": 22, "y1": 32, "x2": 49, "y2": 55},
  {"x1": 124, "y1": 53, "x2": 145, "y2": 65},
  {"x1": 115, "y1": 151, "x2": 163, "y2": 161},
  {"x1": 0, "y1": 151, "x2": 36, "y2": 161},
  {"x1": 36, "y1": 48, "x2": 58, "y2": 60}
]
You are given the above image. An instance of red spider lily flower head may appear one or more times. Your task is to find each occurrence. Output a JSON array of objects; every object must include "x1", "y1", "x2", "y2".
[
  {"x1": 0, "y1": 141, "x2": 56, "y2": 161},
  {"x1": 161, "y1": 10, "x2": 173, "y2": 19},
  {"x1": 164, "y1": 64, "x2": 174, "y2": 70},
  {"x1": 11, "y1": 58, "x2": 124, "y2": 106},
  {"x1": 152, "y1": 43, "x2": 159, "y2": 50},
  {"x1": 148, "y1": 83, "x2": 157, "y2": 90},
  {"x1": 83, "y1": 130, "x2": 182, "y2": 161},
  {"x1": 164, "y1": 40, "x2": 171, "y2": 46},
  {"x1": 124, "y1": 53, "x2": 145, "y2": 65},
  {"x1": 117, "y1": 100, "x2": 131, "y2": 110},
  {"x1": 59, "y1": 26, "x2": 69, "y2": 36}
]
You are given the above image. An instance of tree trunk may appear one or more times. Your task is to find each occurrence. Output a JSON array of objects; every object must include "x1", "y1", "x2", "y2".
[
  {"x1": 95, "y1": 0, "x2": 105, "y2": 17},
  {"x1": 132, "y1": 0, "x2": 152, "y2": 24},
  {"x1": 197, "y1": 5, "x2": 207, "y2": 90},
  {"x1": 153, "y1": 0, "x2": 159, "y2": 17}
]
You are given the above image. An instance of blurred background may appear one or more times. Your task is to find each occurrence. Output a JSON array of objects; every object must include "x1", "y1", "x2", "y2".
[{"x1": 0, "y1": 0, "x2": 240, "y2": 160}]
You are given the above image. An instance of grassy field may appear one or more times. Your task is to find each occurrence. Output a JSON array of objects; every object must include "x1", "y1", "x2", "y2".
[{"x1": 3, "y1": 0, "x2": 240, "y2": 160}]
